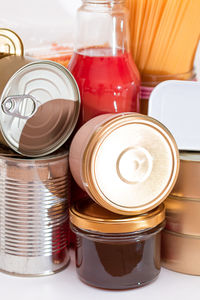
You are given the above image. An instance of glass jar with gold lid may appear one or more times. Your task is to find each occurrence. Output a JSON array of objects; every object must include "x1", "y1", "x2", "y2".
[
  {"x1": 69, "y1": 112, "x2": 179, "y2": 215},
  {"x1": 70, "y1": 198, "x2": 165, "y2": 289}
]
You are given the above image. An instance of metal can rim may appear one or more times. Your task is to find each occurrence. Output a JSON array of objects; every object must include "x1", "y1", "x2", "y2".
[{"x1": 0, "y1": 60, "x2": 80, "y2": 157}]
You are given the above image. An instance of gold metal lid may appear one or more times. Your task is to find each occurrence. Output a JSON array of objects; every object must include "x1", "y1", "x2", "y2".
[
  {"x1": 171, "y1": 151, "x2": 200, "y2": 199},
  {"x1": 70, "y1": 198, "x2": 165, "y2": 233},
  {"x1": 83, "y1": 113, "x2": 179, "y2": 215},
  {"x1": 0, "y1": 28, "x2": 23, "y2": 56}
]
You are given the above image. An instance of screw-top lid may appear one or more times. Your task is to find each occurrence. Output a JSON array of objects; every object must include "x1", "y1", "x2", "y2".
[
  {"x1": 0, "y1": 57, "x2": 80, "y2": 157},
  {"x1": 82, "y1": 113, "x2": 179, "y2": 215},
  {"x1": 0, "y1": 28, "x2": 23, "y2": 57},
  {"x1": 70, "y1": 198, "x2": 165, "y2": 233},
  {"x1": 148, "y1": 80, "x2": 200, "y2": 151}
]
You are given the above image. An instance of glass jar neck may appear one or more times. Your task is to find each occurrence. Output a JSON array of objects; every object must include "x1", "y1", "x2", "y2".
[{"x1": 75, "y1": 0, "x2": 130, "y2": 56}]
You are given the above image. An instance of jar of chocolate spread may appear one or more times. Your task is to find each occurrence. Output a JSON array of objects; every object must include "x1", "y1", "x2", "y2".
[{"x1": 70, "y1": 198, "x2": 165, "y2": 290}]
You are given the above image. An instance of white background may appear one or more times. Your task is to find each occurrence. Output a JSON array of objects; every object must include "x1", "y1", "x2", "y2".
[
  {"x1": 0, "y1": 0, "x2": 200, "y2": 298},
  {"x1": 1, "y1": 250, "x2": 200, "y2": 300}
]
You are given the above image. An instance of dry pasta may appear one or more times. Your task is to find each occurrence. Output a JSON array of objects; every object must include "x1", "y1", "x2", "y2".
[{"x1": 126, "y1": 0, "x2": 200, "y2": 76}]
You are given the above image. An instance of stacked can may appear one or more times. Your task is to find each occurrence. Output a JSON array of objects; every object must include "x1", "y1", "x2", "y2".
[
  {"x1": 69, "y1": 112, "x2": 180, "y2": 289},
  {"x1": 0, "y1": 29, "x2": 80, "y2": 276},
  {"x1": 162, "y1": 152, "x2": 200, "y2": 275}
]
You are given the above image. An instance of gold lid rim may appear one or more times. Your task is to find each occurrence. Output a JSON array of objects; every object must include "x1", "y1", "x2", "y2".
[
  {"x1": 0, "y1": 28, "x2": 24, "y2": 56},
  {"x1": 82, "y1": 113, "x2": 179, "y2": 215},
  {"x1": 70, "y1": 201, "x2": 165, "y2": 233}
]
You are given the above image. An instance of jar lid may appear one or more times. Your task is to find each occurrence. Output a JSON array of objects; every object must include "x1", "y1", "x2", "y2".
[
  {"x1": 70, "y1": 198, "x2": 165, "y2": 233},
  {"x1": 83, "y1": 113, "x2": 179, "y2": 215},
  {"x1": 0, "y1": 28, "x2": 24, "y2": 56},
  {"x1": 0, "y1": 56, "x2": 80, "y2": 157},
  {"x1": 171, "y1": 151, "x2": 200, "y2": 199},
  {"x1": 148, "y1": 81, "x2": 200, "y2": 151}
]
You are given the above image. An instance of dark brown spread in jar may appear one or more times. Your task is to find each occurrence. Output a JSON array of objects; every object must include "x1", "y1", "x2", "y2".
[{"x1": 70, "y1": 199, "x2": 165, "y2": 290}]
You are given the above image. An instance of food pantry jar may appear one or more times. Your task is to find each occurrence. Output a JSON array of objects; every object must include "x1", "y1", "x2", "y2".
[
  {"x1": 69, "y1": 113, "x2": 179, "y2": 215},
  {"x1": 68, "y1": 0, "x2": 140, "y2": 125},
  {"x1": 70, "y1": 198, "x2": 165, "y2": 290}
]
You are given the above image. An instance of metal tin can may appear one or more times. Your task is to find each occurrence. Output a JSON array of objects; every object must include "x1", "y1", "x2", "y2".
[
  {"x1": 69, "y1": 113, "x2": 179, "y2": 215},
  {"x1": 162, "y1": 229, "x2": 200, "y2": 275},
  {"x1": 165, "y1": 195, "x2": 200, "y2": 236},
  {"x1": 70, "y1": 198, "x2": 165, "y2": 289},
  {"x1": 162, "y1": 151, "x2": 200, "y2": 274},
  {"x1": 0, "y1": 147, "x2": 70, "y2": 276},
  {"x1": 0, "y1": 28, "x2": 24, "y2": 57},
  {"x1": 171, "y1": 152, "x2": 200, "y2": 199},
  {"x1": 0, "y1": 55, "x2": 80, "y2": 157}
]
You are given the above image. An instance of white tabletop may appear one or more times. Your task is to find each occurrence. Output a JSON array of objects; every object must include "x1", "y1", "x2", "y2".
[{"x1": 1, "y1": 250, "x2": 200, "y2": 300}]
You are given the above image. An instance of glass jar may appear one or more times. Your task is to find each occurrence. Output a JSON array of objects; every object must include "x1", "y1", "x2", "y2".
[
  {"x1": 26, "y1": 45, "x2": 73, "y2": 69},
  {"x1": 69, "y1": 113, "x2": 179, "y2": 215},
  {"x1": 70, "y1": 198, "x2": 165, "y2": 289},
  {"x1": 140, "y1": 70, "x2": 196, "y2": 115},
  {"x1": 68, "y1": 0, "x2": 140, "y2": 125}
]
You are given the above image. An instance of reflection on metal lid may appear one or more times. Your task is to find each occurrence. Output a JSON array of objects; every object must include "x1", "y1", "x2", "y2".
[
  {"x1": 0, "y1": 58, "x2": 80, "y2": 157},
  {"x1": 70, "y1": 198, "x2": 165, "y2": 233},
  {"x1": 0, "y1": 28, "x2": 24, "y2": 56},
  {"x1": 82, "y1": 113, "x2": 179, "y2": 215}
]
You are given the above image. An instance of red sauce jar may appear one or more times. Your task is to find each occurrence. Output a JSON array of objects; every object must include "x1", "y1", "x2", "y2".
[{"x1": 68, "y1": 0, "x2": 140, "y2": 126}]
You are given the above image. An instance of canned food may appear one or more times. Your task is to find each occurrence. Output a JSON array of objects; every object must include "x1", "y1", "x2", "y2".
[
  {"x1": 0, "y1": 28, "x2": 24, "y2": 57},
  {"x1": 70, "y1": 198, "x2": 165, "y2": 290},
  {"x1": 162, "y1": 229, "x2": 200, "y2": 275},
  {"x1": 69, "y1": 113, "x2": 179, "y2": 215},
  {"x1": 165, "y1": 195, "x2": 200, "y2": 236},
  {"x1": 0, "y1": 55, "x2": 80, "y2": 157},
  {"x1": 0, "y1": 147, "x2": 70, "y2": 276},
  {"x1": 171, "y1": 151, "x2": 200, "y2": 199}
]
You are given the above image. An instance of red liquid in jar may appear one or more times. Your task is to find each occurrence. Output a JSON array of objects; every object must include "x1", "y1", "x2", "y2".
[{"x1": 68, "y1": 47, "x2": 140, "y2": 125}]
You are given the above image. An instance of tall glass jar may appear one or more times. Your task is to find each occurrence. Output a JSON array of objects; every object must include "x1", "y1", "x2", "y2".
[{"x1": 68, "y1": 0, "x2": 140, "y2": 125}]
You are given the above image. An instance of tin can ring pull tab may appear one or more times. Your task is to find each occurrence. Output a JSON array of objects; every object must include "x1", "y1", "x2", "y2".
[{"x1": 1, "y1": 95, "x2": 39, "y2": 119}]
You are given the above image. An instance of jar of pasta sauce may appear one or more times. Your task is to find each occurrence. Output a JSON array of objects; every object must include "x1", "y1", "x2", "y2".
[
  {"x1": 68, "y1": 0, "x2": 140, "y2": 126},
  {"x1": 70, "y1": 198, "x2": 165, "y2": 290}
]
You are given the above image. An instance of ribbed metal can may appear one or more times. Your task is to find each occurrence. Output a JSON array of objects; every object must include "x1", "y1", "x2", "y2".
[{"x1": 0, "y1": 146, "x2": 70, "y2": 276}]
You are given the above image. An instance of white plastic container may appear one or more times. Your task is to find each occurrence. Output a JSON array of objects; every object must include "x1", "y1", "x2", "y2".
[{"x1": 148, "y1": 80, "x2": 200, "y2": 151}]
